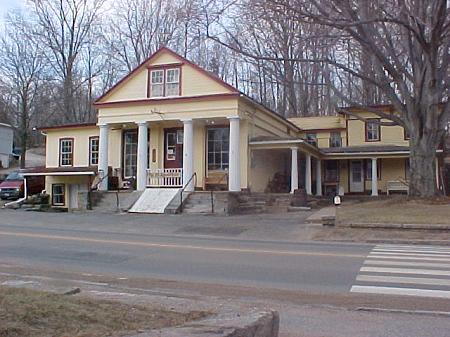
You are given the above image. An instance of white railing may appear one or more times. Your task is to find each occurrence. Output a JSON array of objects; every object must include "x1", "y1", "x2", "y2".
[{"x1": 147, "y1": 168, "x2": 183, "y2": 187}]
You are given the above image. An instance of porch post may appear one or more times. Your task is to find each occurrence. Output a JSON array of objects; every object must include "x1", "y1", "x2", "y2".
[
  {"x1": 98, "y1": 124, "x2": 109, "y2": 191},
  {"x1": 182, "y1": 119, "x2": 194, "y2": 191},
  {"x1": 136, "y1": 121, "x2": 148, "y2": 191},
  {"x1": 290, "y1": 147, "x2": 298, "y2": 193},
  {"x1": 228, "y1": 116, "x2": 241, "y2": 191},
  {"x1": 305, "y1": 154, "x2": 312, "y2": 195},
  {"x1": 316, "y1": 158, "x2": 322, "y2": 196},
  {"x1": 371, "y1": 157, "x2": 378, "y2": 196}
]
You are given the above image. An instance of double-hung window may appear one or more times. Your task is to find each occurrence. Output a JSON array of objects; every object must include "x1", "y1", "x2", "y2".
[
  {"x1": 329, "y1": 132, "x2": 342, "y2": 147},
  {"x1": 59, "y1": 138, "x2": 73, "y2": 166},
  {"x1": 89, "y1": 137, "x2": 99, "y2": 166},
  {"x1": 149, "y1": 67, "x2": 180, "y2": 97},
  {"x1": 305, "y1": 133, "x2": 317, "y2": 147},
  {"x1": 366, "y1": 120, "x2": 380, "y2": 141},
  {"x1": 52, "y1": 184, "x2": 65, "y2": 206},
  {"x1": 207, "y1": 128, "x2": 229, "y2": 171}
]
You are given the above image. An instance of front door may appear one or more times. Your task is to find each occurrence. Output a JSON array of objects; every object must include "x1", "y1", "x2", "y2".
[
  {"x1": 350, "y1": 160, "x2": 364, "y2": 192},
  {"x1": 68, "y1": 184, "x2": 79, "y2": 209},
  {"x1": 164, "y1": 128, "x2": 183, "y2": 169}
]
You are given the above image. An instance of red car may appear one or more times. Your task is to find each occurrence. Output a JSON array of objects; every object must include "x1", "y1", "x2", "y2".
[{"x1": 0, "y1": 171, "x2": 45, "y2": 200}]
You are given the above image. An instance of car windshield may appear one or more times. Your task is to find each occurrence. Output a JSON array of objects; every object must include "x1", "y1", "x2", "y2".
[{"x1": 6, "y1": 172, "x2": 24, "y2": 181}]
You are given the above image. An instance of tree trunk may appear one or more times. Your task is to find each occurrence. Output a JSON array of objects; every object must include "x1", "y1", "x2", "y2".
[
  {"x1": 408, "y1": 138, "x2": 439, "y2": 197},
  {"x1": 19, "y1": 95, "x2": 28, "y2": 169}
]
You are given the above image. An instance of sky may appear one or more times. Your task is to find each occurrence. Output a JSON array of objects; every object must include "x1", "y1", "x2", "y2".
[{"x1": 0, "y1": 0, "x2": 25, "y2": 23}]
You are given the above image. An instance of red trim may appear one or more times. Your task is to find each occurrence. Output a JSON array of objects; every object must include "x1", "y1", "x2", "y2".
[
  {"x1": 365, "y1": 119, "x2": 381, "y2": 142},
  {"x1": 94, "y1": 92, "x2": 240, "y2": 107},
  {"x1": 95, "y1": 46, "x2": 238, "y2": 104},
  {"x1": 146, "y1": 62, "x2": 184, "y2": 70},
  {"x1": 302, "y1": 127, "x2": 346, "y2": 133},
  {"x1": 39, "y1": 123, "x2": 97, "y2": 131},
  {"x1": 59, "y1": 138, "x2": 74, "y2": 167}
]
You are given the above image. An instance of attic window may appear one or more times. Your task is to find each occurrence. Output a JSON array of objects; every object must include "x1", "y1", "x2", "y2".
[{"x1": 149, "y1": 67, "x2": 180, "y2": 98}]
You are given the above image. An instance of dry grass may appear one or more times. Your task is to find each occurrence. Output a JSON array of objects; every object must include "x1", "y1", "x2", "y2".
[
  {"x1": 337, "y1": 196, "x2": 450, "y2": 225},
  {"x1": 0, "y1": 286, "x2": 208, "y2": 337}
]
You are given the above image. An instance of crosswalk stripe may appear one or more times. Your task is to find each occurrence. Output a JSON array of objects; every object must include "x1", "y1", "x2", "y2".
[
  {"x1": 364, "y1": 260, "x2": 450, "y2": 269},
  {"x1": 350, "y1": 285, "x2": 450, "y2": 299},
  {"x1": 360, "y1": 266, "x2": 450, "y2": 276},
  {"x1": 373, "y1": 248, "x2": 450, "y2": 255},
  {"x1": 367, "y1": 255, "x2": 450, "y2": 262},
  {"x1": 376, "y1": 245, "x2": 450, "y2": 250},
  {"x1": 356, "y1": 275, "x2": 450, "y2": 287},
  {"x1": 369, "y1": 251, "x2": 450, "y2": 258}
]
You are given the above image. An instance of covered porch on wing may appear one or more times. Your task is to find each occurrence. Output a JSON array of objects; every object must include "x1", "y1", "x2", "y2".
[{"x1": 248, "y1": 138, "x2": 323, "y2": 195}]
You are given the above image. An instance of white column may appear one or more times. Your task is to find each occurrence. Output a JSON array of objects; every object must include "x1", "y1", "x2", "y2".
[
  {"x1": 98, "y1": 124, "x2": 109, "y2": 191},
  {"x1": 290, "y1": 147, "x2": 298, "y2": 193},
  {"x1": 316, "y1": 159, "x2": 322, "y2": 196},
  {"x1": 136, "y1": 122, "x2": 148, "y2": 191},
  {"x1": 371, "y1": 157, "x2": 378, "y2": 196},
  {"x1": 305, "y1": 154, "x2": 312, "y2": 195},
  {"x1": 228, "y1": 116, "x2": 241, "y2": 191},
  {"x1": 182, "y1": 119, "x2": 194, "y2": 191}
]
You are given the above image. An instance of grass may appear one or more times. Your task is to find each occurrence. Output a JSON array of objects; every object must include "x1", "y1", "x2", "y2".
[
  {"x1": 0, "y1": 286, "x2": 208, "y2": 337},
  {"x1": 336, "y1": 196, "x2": 450, "y2": 225}
]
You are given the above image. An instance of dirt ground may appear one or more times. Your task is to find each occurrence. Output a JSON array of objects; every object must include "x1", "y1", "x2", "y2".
[
  {"x1": 0, "y1": 286, "x2": 208, "y2": 337},
  {"x1": 336, "y1": 196, "x2": 450, "y2": 225}
]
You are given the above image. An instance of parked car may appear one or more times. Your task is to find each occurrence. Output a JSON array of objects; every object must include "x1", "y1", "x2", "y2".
[{"x1": 0, "y1": 171, "x2": 44, "y2": 200}]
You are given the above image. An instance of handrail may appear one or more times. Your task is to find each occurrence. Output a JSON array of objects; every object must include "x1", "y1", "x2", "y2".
[
  {"x1": 92, "y1": 170, "x2": 109, "y2": 191},
  {"x1": 179, "y1": 172, "x2": 197, "y2": 212}
]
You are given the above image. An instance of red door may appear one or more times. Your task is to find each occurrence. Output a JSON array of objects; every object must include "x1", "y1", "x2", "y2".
[{"x1": 164, "y1": 128, "x2": 183, "y2": 169}]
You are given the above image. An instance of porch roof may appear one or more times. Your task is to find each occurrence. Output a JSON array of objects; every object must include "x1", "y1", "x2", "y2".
[
  {"x1": 21, "y1": 166, "x2": 97, "y2": 177},
  {"x1": 249, "y1": 136, "x2": 321, "y2": 156}
]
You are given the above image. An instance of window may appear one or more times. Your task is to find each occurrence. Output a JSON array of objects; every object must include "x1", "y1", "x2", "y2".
[
  {"x1": 324, "y1": 160, "x2": 339, "y2": 182},
  {"x1": 365, "y1": 159, "x2": 381, "y2": 180},
  {"x1": 207, "y1": 128, "x2": 229, "y2": 171},
  {"x1": 366, "y1": 120, "x2": 380, "y2": 141},
  {"x1": 149, "y1": 67, "x2": 180, "y2": 97},
  {"x1": 123, "y1": 131, "x2": 138, "y2": 178},
  {"x1": 89, "y1": 137, "x2": 99, "y2": 166},
  {"x1": 166, "y1": 132, "x2": 177, "y2": 161},
  {"x1": 329, "y1": 132, "x2": 342, "y2": 147},
  {"x1": 52, "y1": 184, "x2": 65, "y2": 206},
  {"x1": 150, "y1": 69, "x2": 164, "y2": 97},
  {"x1": 165, "y1": 68, "x2": 180, "y2": 96},
  {"x1": 404, "y1": 128, "x2": 410, "y2": 140},
  {"x1": 305, "y1": 133, "x2": 317, "y2": 146},
  {"x1": 59, "y1": 138, "x2": 73, "y2": 166}
]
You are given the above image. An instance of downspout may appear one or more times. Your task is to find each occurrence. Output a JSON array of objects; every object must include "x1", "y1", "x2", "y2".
[{"x1": 4, "y1": 177, "x2": 28, "y2": 208}]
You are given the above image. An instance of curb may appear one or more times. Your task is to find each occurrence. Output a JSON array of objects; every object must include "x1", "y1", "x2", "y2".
[
  {"x1": 341, "y1": 223, "x2": 450, "y2": 230},
  {"x1": 131, "y1": 310, "x2": 279, "y2": 337}
]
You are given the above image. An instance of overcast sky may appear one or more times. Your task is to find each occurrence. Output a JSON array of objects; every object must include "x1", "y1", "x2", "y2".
[{"x1": 0, "y1": 0, "x2": 25, "y2": 23}]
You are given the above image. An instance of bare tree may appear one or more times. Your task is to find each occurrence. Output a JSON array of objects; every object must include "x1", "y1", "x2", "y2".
[
  {"x1": 0, "y1": 13, "x2": 45, "y2": 168},
  {"x1": 31, "y1": 0, "x2": 105, "y2": 123}
]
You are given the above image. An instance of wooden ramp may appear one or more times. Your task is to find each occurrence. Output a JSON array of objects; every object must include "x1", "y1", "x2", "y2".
[{"x1": 129, "y1": 188, "x2": 180, "y2": 214}]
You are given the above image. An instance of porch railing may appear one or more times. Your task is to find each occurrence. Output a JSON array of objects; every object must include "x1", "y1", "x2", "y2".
[{"x1": 147, "y1": 168, "x2": 183, "y2": 187}]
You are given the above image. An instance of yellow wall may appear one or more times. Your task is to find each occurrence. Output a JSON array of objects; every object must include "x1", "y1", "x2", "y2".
[
  {"x1": 289, "y1": 116, "x2": 345, "y2": 130},
  {"x1": 249, "y1": 149, "x2": 288, "y2": 192},
  {"x1": 45, "y1": 175, "x2": 91, "y2": 208},
  {"x1": 99, "y1": 50, "x2": 232, "y2": 103}
]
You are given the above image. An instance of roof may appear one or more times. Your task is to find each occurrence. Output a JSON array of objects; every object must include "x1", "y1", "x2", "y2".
[
  {"x1": 21, "y1": 166, "x2": 97, "y2": 176},
  {"x1": 322, "y1": 145, "x2": 410, "y2": 154},
  {"x1": 0, "y1": 123, "x2": 13, "y2": 129},
  {"x1": 38, "y1": 123, "x2": 97, "y2": 132}
]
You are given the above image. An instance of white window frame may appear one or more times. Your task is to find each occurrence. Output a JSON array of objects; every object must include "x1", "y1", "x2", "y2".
[
  {"x1": 89, "y1": 137, "x2": 99, "y2": 166},
  {"x1": 166, "y1": 132, "x2": 177, "y2": 161},
  {"x1": 149, "y1": 67, "x2": 180, "y2": 98},
  {"x1": 165, "y1": 68, "x2": 180, "y2": 96},
  {"x1": 366, "y1": 120, "x2": 381, "y2": 141},
  {"x1": 59, "y1": 138, "x2": 73, "y2": 167},
  {"x1": 207, "y1": 128, "x2": 229, "y2": 171},
  {"x1": 52, "y1": 184, "x2": 65, "y2": 206},
  {"x1": 150, "y1": 69, "x2": 164, "y2": 98},
  {"x1": 329, "y1": 132, "x2": 342, "y2": 147}
]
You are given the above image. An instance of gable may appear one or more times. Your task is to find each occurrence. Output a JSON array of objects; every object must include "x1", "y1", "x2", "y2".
[{"x1": 96, "y1": 48, "x2": 237, "y2": 103}]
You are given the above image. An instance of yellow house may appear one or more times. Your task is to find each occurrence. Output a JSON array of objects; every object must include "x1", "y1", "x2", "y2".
[{"x1": 23, "y1": 48, "x2": 444, "y2": 211}]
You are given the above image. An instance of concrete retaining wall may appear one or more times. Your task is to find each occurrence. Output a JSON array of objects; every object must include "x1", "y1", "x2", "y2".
[{"x1": 132, "y1": 310, "x2": 279, "y2": 337}]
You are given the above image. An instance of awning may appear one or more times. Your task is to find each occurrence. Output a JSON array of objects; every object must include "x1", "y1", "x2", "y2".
[{"x1": 21, "y1": 166, "x2": 97, "y2": 177}]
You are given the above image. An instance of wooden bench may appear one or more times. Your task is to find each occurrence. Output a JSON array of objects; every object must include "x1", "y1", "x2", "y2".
[
  {"x1": 205, "y1": 171, "x2": 228, "y2": 190},
  {"x1": 387, "y1": 180, "x2": 409, "y2": 195}
]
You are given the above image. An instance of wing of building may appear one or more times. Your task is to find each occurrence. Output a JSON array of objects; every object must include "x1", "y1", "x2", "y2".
[{"x1": 24, "y1": 48, "x2": 446, "y2": 211}]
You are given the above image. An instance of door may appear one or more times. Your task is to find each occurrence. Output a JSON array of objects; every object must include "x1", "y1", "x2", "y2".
[
  {"x1": 350, "y1": 160, "x2": 364, "y2": 192},
  {"x1": 164, "y1": 128, "x2": 183, "y2": 168},
  {"x1": 68, "y1": 184, "x2": 79, "y2": 209},
  {"x1": 123, "y1": 130, "x2": 138, "y2": 179}
]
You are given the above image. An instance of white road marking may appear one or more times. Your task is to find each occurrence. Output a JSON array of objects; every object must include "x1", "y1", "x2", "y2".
[
  {"x1": 351, "y1": 285, "x2": 450, "y2": 299},
  {"x1": 369, "y1": 252, "x2": 450, "y2": 258},
  {"x1": 367, "y1": 255, "x2": 450, "y2": 262},
  {"x1": 377, "y1": 245, "x2": 450, "y2": 250},
  {"x1": 356, "y1": 275, "x2": 450, "y2": 287},
  {"x1": 360, "y1": 267, "x2": 450, "y2": 276},
  {"x1": 373, "y1": 248, "x2": 450, "y2": 254},
  {"x1": 364, "y1": 260, "x2": 450, "y2": 269}
]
